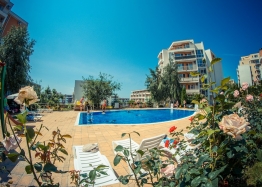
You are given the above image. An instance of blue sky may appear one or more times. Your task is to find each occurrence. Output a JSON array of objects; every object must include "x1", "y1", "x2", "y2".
[{"x1": 12, "y1": 0, "x2": 262, "y2": 97}]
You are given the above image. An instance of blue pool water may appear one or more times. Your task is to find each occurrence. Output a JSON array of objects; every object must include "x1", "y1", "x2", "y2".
[{"x1": 78, "y1": 109, "x2": 194, "y2": 125}]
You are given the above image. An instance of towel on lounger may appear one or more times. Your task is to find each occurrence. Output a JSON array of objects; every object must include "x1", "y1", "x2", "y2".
[{"x1": 82, "y1": 143, "x2": 99, "y2": 153}]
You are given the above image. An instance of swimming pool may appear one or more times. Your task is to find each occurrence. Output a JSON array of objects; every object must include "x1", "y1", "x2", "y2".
[{"x1": 76, "y1": 109, "x2": 194, "y2": 125}]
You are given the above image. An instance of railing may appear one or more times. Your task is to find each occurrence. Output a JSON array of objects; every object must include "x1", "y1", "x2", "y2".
[
  {"x1": 174, "y1": 55, "x2": 196, "y2": 60},
  {"x1": 177, "y1": 65, "x2": 197, "y2": 72},
  {"x1": 179, "y1": 77, "x2": 199, "y2": 82},
  {"x1": 186, "y1": 89, "x2": 200, "y2": 94}
]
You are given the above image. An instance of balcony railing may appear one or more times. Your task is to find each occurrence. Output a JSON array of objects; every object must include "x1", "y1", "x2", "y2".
[
  {"x1": 186, "y1": 89, "x2": 200, "y2": 94},
  {"x1": 174, "y1": 55, "x2": 196, "y2": 60},
  {"x1": 179, "y1": 77, "x2": 199, "y2": 82},
  {"x1": 177, "y1": 65, "x2": 197, "y2": 72}
]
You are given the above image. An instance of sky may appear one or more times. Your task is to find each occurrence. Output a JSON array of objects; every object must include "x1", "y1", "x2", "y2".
[{"x1": 11, "y1": 0, "x2": 262, "y2": 97}]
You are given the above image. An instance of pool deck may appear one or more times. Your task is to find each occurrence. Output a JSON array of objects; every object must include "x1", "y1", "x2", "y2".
[{"x1": 0, "y1": 109, "x2": 193, "y2": 186}]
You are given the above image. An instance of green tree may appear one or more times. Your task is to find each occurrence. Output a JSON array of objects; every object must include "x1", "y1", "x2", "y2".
[
  {"x1": 162, "y1": 61, "x2": 182, "y2": 103},
  {"x1": 145, "y1": 67, "x2": 167, "y2": 106},
  {"x1": 40, "y1": 86, "x2": 63, "y2": 107},
  {"x1": 0, "y1": 26, "x2": 35, "y2": 94},
  {"x1": 81, "y1": 73, "x2": 121, "y2": 109}
]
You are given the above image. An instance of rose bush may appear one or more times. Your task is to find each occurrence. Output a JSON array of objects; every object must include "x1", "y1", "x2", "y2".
[{"x1": 113, "y1": 58, "x2": 262, "y2": 187}]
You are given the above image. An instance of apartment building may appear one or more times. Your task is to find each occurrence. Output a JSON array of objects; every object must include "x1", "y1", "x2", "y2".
[
  {"x1": 130, "y1": 89, "x2": 151, "y2": 103},
  {"x1": 237, "y1": 48, "x2": 262, "y2": 86},
  {"x1": 157, "y1": 39, "x2": 223, "y2": 100},
  {"x1": 0, "y1": 0, "x2": 27, "y2": 37}
]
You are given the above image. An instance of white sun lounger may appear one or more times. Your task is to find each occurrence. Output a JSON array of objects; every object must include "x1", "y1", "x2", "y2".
[
  {"x1": 73, "y1": 145, "x2": 119, "y2": 186},
  {"x1": 112, "y1": 134, "x2": 166, "y2": 175}
]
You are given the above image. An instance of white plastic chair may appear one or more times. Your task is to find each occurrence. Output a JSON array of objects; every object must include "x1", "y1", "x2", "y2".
[{"x1": 73, "y1": 145, "x2": 119, "y2": 186}]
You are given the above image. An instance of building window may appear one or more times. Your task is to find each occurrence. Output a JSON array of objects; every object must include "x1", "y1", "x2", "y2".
[
  {"x1": 196, "y1": 50, "x2": 204, "y2": 58},
  {"x1": 197, "y1": 59, "x2": 206, "y2": 67},
  {"x1": 184, "y1": 44, "x2": 190, "y2": 48},
  {"x1": 17, "y1": 21, "x2": 22, "y2": 25}
]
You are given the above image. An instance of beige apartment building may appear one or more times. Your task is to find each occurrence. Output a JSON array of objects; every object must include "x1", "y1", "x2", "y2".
[
  {"x1": 157, "y1": 39, "x2": 223, "y2": 100},
  {"x1": 130, "y1": 89, "x2": 151, "y2": 103},
  {"x1": 237, "y1": 48, "x2": 262, "y2": 86}
]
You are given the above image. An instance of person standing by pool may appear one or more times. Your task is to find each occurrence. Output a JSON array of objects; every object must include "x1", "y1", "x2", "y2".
[
  {"x1": 80, "y1": 96, "x2": 84, "y2": 111},
  {"x1": 102, "y1": 99, "x2": 107, "y2": 113},
  {"x1": 86, "y1": 101, "x2": 91, "y2": 114}
]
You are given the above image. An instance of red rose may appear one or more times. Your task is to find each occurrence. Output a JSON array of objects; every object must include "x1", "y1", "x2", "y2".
[
  {"x1": 169, "y1": 126, "x2": 177, "y2": 133},
  {"x1": 189, "y1": 116, "x2": 194, "y2": 122},
  {"x1": 165, "y1": 140, "x2": 170, "y2": 148},
  {"x1": 260, "y1": 93, "x2": 262, "y2": 97},
  {"x1": 173, "y1": 140, "x2": 179, "y2": 145}
]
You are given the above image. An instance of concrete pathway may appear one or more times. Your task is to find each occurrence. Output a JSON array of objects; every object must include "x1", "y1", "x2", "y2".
[{"x1": 0, "y1": 109, "x2": 193, "y2": 186}]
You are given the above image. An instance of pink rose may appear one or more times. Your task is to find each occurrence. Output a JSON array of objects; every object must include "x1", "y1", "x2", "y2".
[
  {"x1": 220, "y1": 92, "x2": 224, "y2": 95},
  {"x1": 233, "y1": 90, "x2": 239, "y2": 97},
  {"x1": 242, "y1": 82, "x2": 249, "y2": 91},
  {"x1": 160, "y1": 164, "x2": 176, "y2": 177},
  {"x1": 246, "y1": 94, "x2": 253, "y2": 102}
]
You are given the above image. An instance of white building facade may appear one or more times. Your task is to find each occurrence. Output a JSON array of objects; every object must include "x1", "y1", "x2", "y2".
[
  {"x1": 157, "y1": 39, "x2": 223, "y2": 100},
  {"x1": 130, "y1": 89, "x2": 151, "y2": 103}
]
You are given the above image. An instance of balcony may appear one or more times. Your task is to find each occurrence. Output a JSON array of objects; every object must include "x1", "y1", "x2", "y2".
[
  {"x1": 174, "y1": 55, "x2": 196, "y2": 61},
  {"x1": 179, "y1": 77, "x2": 199, "y2": 83},
  {"x1": 177, "y1": 65, "x2": 197, "y2": 72},
  {"x1": 158, "y1": 58, "x2": 164, "y2": 65},
  {"x1": 186, "y1": 89, "x2": 200, "y2": 94}
]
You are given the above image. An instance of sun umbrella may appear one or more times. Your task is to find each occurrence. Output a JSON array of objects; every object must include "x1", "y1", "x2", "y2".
[{"x1": 6, "y1": 93, "x2": 18, "y2": 99}]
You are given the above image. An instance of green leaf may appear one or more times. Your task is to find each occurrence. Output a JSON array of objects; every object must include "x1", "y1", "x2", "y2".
[
  {"x1": 137, "y1": 150, "x2": 144, "y2": 157},
  {"x1": 58, "y1": 148, "x2": 68, "y2": 155},
  {"x1": 20, "y1": 149, "x2": 25, "y2": 156},
  {"x1": 27, "y1": 128, "x2": 35, "y2": 143},
  {"x1": 175, "y1": 166, "x2": 182, "y2": 179},
  {"x1": 201, "y1": 75, "x2": 206, "y2": 83},
  {"x1": 98, "y1": 170, "x2": 107, "y2": 176},
  {"x1": 34, "y1": 163, "x2": 42, "y2": 172},
  {"x1": 96, "y1": 164, "x2": 108, "y2": 170},
  {"x1": 14, "y1": 125, "x2": 22, "y2": 131},
  {"x1": 221, "y1": 77, "x2": 230, "y2": 86},
  {"x1": 209, "y1": 66, "x2": 213, "y2": 72},
  {"x1": 191, "y1": 176, "x2": 201, "y2": 187},
  {"x1": 196, "y1": 113, "x2": 206, "y2": 120},
  {"x1": 123, "y1": 149, "x2": 129, "y2": 157},
  {"x1": 204, "y1": 107, "x2": 212, "y2": 113},
  {"x1": 121, "y1": 133, "x2": 126, "y2": 138},
  {"x1": 133, "y1": 131, "x2": 140, "y2": 136},
  {"x1": 7, "y1": 153, "x2": 20, "y2": 162},
  {"x1": 113, "y1": 155, "x2": 122, "y2": 166},
  {"x1": 191, "y1": 100, "x2": 200, "y2": 105},
  {"x1": 16, "y1": 112, "x2": 27, "y2": 124},
  {"x1": 141, "y1": 178, "x2": 147, "y2": 185},
  {"x1": 211, "y1": 178, "x2": 218, "y2": 187},
  {"x1": 114, "y1": 145, "x2": 124, "y2": 152},
  {"x1": 190, "y1": 71, "x2": 201, "y2": 77},
  {"x1": 43, "y1": 163, "x2": 57, "y2": 172},
  {"x1": 37, "y1": 144, "x2": 49, "y2": 151},
  {"x1": 208, "y1": 165, "x2": 227, "y2": 180},
  {"x1": 211, "y1": 58, "x2": 222, "y2": 66},
  {"x1": 25, "y1": 165, "x2": 32, "y2": 174},
  {"x1": 196, "y1": 154, "x2": 210, "y2": 167},
  {"x1": 89, "y1": 170, "x2": 96, "y2": 181}
]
